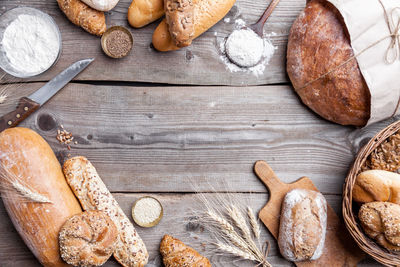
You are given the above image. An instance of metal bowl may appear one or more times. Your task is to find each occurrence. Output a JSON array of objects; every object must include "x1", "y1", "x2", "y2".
[
  {"x1": 101, "y1": 26, "x2": 133, "y2": 59},
  {"x1": 0, "y1": 7, "x2": 62, "y2": 78},
  {"x1": 132, "y1": 196, "x2": 163, "y2": 228}
]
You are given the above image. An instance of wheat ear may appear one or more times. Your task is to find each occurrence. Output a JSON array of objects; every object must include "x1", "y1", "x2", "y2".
[
  {"x1": 0, "y1": 89, "x2": 8, "y2": 104},
  {"x1": 247, "y1": 207, "x2": 261, "y2": 239},
  {"x1": 206, "y1": 210, "x2": 250, "y2": 252},
  {"x1": 11, "y1": 181, "x2": 52, "y2": 203},
  {"x1": 216, "y1": 242, "x2": 257, "y2": 261}
]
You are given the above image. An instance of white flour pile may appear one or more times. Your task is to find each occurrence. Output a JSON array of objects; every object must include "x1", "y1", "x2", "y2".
[
  {"x1": 218, "y1": 18, "x2": 276, "y2": 76},
  {"x1": 225, "y1": 28, "x2": 265, "y2": 67},
  {"x1": 133, "y1": 197, "x2": 162, "y2": 225},
  {"x1": 2, "y1": 14, "x2": 60, "y2": 75}
]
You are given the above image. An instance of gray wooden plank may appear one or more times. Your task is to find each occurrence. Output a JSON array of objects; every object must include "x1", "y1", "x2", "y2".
[
  {"x1": 0, "y1": 82, "x2": 397, "y2": 195},
  {"x1": 0, "y1": 0, "x2": 305, "y2": 85},
  {"x1": 0, "y1": 193, "x2": 382, "y2": 266}
]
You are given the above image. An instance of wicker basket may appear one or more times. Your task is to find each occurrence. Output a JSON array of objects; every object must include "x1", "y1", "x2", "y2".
[{"x1": 343, "y1": 120, "x2": 400, "y2": 266}]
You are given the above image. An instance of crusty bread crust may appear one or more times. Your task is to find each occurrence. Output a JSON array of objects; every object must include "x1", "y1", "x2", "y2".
[
  {"x1": 59, "y1": 210, "x2": 118, "y2": 266},
  {"x1": 152, "y1": 0, "x2": 236, "y2": 51},
  {"x1": 164, "y1": 0, "x2": 195, "y2": 47},
  {"x1": 287, "y1": 0, "x2": 370, "y2": 126},
  {"x1": 278, "y1": 189, "x2": 327, "y2": 262},
  {"x1": 63, "y1": 156, "x2": 148, "y2": 267},
  {"x1": 0, "y1": 127, "x2": 82, "y2": 266},
  {"x1": 160, "y1": 235, "x2": 211, "y2": 266},
  {"x1": 57, "y1": 0, "x2": 106, "y2": 36}
]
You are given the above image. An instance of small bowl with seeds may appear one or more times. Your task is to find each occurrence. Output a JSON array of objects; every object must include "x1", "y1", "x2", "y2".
[
  {"x1": 132, "y1": 196, "x2": 163, "y2": 228},
  {"x1": 101, "y1": 26, "x2": 133, "y2": 59}
]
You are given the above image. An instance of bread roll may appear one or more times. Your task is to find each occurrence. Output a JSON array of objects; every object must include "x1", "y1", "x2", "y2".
[
  {"x1": 128, "y1": 0, "x2": 164, "y2": 28},
  {"x1": 152, "y1": 0, "x2": 236, "y2": 51},
  {"x1": 278, "y1": 189, "x2": 327, "y2": 262},
  {"x1": 63, "y1": 156, "x2": 148, "y2": 267},
  {"x1": 359, "y1": 202, "x2": 400, "y2": 251},
  {"x1": 287, "y1": 0, "x2": 370, "y2": 126},
  {"x1": 57, "y1": 0, "x2": 107, "y2": 36},
  {"x1": 160, "y1": 235, "x2": 211, "y2": 266},
  {"x1": 0, "y1": 127, "x2": 82, "y2": 266},
  {"x1": 353, "y1": 170, "x2": 400, "y2": 204},
  {"x1": 59, "y1": 210, "x2": 118, "y2": 266},
  {"x1": 81, "y1": 0, "x2": 119, "y2": 11}
]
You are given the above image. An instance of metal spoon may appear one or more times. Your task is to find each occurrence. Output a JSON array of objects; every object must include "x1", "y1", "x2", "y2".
[{"x1": 225, "y1": 0, "x2": 281, "y2": 68}]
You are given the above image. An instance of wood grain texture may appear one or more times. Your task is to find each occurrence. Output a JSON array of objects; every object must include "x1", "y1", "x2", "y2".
[
  {"x1": 0, "y1": 82, "x2": 398, "y2": 194},
  {"x1": 0, "y1": 0, "x2": 305, "y2": 85},
  {"x1": 0, "y1": 192, "x2": 382, "y2": 266}
]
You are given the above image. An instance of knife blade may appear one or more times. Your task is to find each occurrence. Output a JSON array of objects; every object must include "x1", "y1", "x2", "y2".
[{"x1": 0, "y1": 58, "x2": 94, "y2": 132}]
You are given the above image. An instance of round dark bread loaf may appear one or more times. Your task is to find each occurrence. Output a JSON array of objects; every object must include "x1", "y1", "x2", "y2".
[{"x1": 287, "y1": 0, "x2": 371, "y2": 126}]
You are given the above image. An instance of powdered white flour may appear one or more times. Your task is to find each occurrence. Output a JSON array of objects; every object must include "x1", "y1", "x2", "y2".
[
  {"x1": 133, "y1": 197, "x2": 162, "y2": 225},
  {"x1": 2, "y1": 14, "x2": 60, "y2": 75},
  {"x1": 225, "y1": 28, "x2": 265, "y2": 67}
]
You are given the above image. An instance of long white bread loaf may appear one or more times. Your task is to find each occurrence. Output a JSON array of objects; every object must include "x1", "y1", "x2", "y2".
[{"x1": 63, "y1": 156, "x2": 148, "y2": 267}]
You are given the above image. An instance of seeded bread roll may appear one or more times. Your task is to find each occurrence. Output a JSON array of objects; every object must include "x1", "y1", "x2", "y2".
[
  {"x1": 0, "y1": 128, "x2": 82, "y2": 266},
  {"x1": 160, "y1": 235, "x2": 211, "y2": 266},
  {"x1": 152, "y1": 0, "x2": 236, "y2": 51},
  {"x1": 359, "y1": 202, "x2": 400, "y2": 251},
  {"x1": 164, "y1": 0, "x2": 195, "y2": 47},
  {"x1": 287, "y1": 0, "x2": 370, "y2": 126},
  {"x1": 63, "y1": 156, "x2": 148, "y2": 267},
  {"x1": 59, "y1": 210, "x2": 118, "y2": 266},
  {"x1": 278, "y1": 189, "x2": 327, "y2": 262}
]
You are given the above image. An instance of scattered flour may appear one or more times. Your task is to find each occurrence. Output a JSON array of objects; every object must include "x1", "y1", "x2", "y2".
[
  {"x1": 1, "y1": 14, "x2": 60, "y2": 75},
  {"x1": 217, "y1": 18, "x2": 276, "y2": 76}
]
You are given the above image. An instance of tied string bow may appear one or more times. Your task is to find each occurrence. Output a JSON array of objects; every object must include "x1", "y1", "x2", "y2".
[{"x1": 297, "y1": 0, "x2": 400, "y2": 119}]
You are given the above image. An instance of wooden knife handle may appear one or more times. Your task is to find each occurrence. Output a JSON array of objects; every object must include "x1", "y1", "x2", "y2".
[{"x1": 0, "y1": 97, "x2": 40, "y2": 132}]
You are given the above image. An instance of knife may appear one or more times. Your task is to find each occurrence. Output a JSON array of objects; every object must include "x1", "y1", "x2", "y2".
[{"x1": 0, "y1": 58, "x2": 94, "y2": 132}]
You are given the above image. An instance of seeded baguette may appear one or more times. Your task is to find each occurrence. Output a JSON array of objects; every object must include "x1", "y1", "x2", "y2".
[{"x1": 63, "y1": 156, "x2": 148, "y2": 267}]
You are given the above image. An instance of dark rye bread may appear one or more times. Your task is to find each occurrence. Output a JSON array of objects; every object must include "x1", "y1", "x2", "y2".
[{"x1": 287, "y1": 0, "x2": 371, "y2": 126}]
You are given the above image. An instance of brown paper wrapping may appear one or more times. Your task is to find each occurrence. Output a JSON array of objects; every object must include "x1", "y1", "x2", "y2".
[{"x1": 328, "y1": 0, "x2": 400, "y2": 125}]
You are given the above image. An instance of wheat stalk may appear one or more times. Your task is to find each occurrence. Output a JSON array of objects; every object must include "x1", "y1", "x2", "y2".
[
  {"x1": 11, "y1": 181, "x2": 51, "y2": 203},
  {"x1": 216, "y1": 242, "x2": 257, "y2": 261},
  {"x1": 247, "y1": 207, "x2": 261, "y2": 239},
  {"x1": 0, "y1": 164, "x2": 52, "y2": 203},
  {"x1": 207, "y1": 210, "x2": 250, "y2": 252}
]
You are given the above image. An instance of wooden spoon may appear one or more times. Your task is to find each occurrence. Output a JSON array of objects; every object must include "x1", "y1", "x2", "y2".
[{"x1": 225, "y1": 0, "x2": 281, "y2": 68}]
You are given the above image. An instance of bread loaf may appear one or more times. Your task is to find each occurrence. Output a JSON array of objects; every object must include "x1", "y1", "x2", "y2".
[
  {"x1": 81, "y1": 0, "x2": 119, "y2": 11},
  {"x1": 164, "y1": 0, "x2": 195, "y2": 47},
  {"x1": 152, "y1": 0, "x2": 236, "y2": 51},
  {"x1": 0, "y1": 127, "x2": 82, "y2": 266},
  {"x1": 160, "y1": 235, "x2": 211, "y2": 266},
  {"x1": 63, "y1": 156, "x2": 148, "y2": 267},
  {"x1": 359, "y1": 202, "x2": 400, "y2": 251},
  {"x1": 59, "y1": 210, "x2": 118, "y2": 266},
  {"x1": 128, "y1": 0, "x2": 164, "y2": 28},
  {"x1": 278, "y1": 189, "x2": 327, "y2": 262},
  {"x1": 287, "y1": 0, "x2": 370, "y2": 126},
  {"x1": 57, "y1": 0, "x2": 107, "y2": 36},
  {"x1": 353, "y1": 170, "x2": 400, "y2": 204}
]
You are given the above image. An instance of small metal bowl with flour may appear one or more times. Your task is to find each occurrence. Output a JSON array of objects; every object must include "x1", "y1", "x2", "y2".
[{"x1": 0, "y1": 7, "x2": 61, "y2": 78}]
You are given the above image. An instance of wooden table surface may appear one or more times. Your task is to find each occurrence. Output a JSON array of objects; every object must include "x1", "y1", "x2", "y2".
[{"x1": 0, "y1": 0, "x2": 390, "y2": 266}]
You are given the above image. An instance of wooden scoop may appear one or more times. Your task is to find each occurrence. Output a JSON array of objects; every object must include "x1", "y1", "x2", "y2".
[
  {"x1": 253, "y1": 160, "x2": 365, "y2": 266},
  {"x1": 225, "y1": 0, "x2": 280, "y2": 68}
]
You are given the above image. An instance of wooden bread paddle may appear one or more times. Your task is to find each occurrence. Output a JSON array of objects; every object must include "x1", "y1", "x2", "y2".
[{"x1": 253, "y1": 160, "x2": 364, "y2": 266}]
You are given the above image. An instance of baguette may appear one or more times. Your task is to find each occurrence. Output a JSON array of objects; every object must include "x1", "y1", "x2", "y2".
[
  {"x1": 0, "y1": 128, "x2": 82, "y2": 266},
  {"x1": 352, "y1": 170, "x2": 400, "y2": 204},
  {"x1": 152, "y1": 0, "x2": 236, "y2": 51},
  {"x1": 57, "y1": 0, "x2": 107, "y2": 36},
  {"x1": 128, "y1": 0, "x2": 164, "y2": 28},
  {"x1": 63, "y1": 156, "x2": 148, "y2": 267}
]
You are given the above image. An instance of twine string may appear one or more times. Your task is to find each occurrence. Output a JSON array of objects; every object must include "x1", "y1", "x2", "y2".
[{"x1": 297, "y1": 0, "x2": 400, "y2": 118}]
